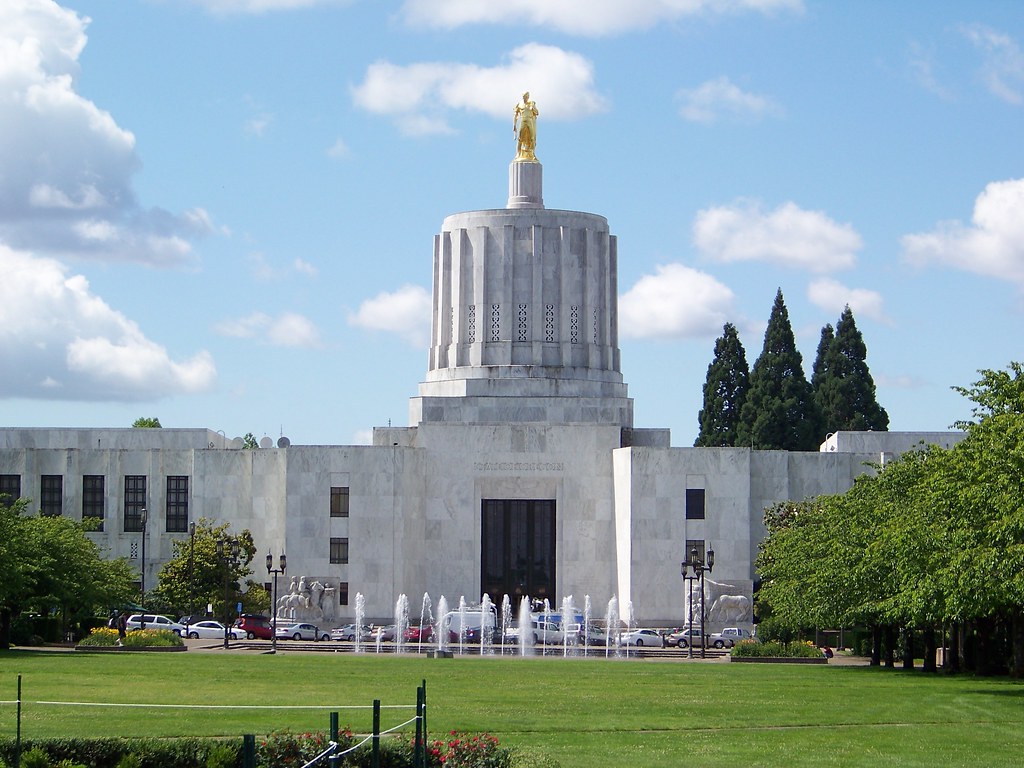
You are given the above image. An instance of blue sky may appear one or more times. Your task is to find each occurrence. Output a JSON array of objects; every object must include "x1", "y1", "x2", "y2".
[{"x1": 2, "y1": 0, "x2": 1023, "y2": 446}]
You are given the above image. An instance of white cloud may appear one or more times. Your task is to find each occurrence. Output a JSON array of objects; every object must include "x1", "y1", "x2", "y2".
[
  {"x1": 807, "y1": 278, "x2": 888, "y2": 323},
  {"x1": 352, "y1": 44, "x2": 606, "y2": 135},
  {"x1": 907, "y1": 41, "x2": 953, "y2": 101},
  {"x1": 244, "y1": 114, "x2": 273, "y2": 137},
  {"x1": 0, "y1": 1, "x2": 211, "y2": 266},
  {"x1": 619, "y1": 264, "x2": 735, "y2": 340},
  {"x1": 902, "y1": 178, "x2": 1024, "y2": 287},
  {"x1": 293, "y1": 258, "x2": 318, "y2": 277},
  {"x1": 400, "y1": 0, "x2": 802, "y2": 36},
  {"x1": 676, "y1": 76, "x2": 780, "y2": 123},
  {"x1": 0, "y1": 244, "x2": 216, "y2": 400},
  {"x1": 349, "y1": 285, "x2": 432, "y2": 347},
  {"x1": 693, "y1": 200, "x2": 861, "y2": 272},
  {"x1": 327, "y1": 138, "x2": 350, "y2": 159},
  {"x1": 961, "y1": 24, "x2": 1024, "y2": 105},
  {"x1": 214, "y1": 311, "x2": 322, "y2": 347}
]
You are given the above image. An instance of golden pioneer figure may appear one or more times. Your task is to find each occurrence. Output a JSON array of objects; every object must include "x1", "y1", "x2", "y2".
[{"x1": 513, "y1": 91, "x2": 539, "y2": 162}]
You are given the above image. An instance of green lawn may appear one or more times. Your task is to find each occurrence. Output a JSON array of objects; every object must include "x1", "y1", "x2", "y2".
[{"x1": 2, "y1": 650, "x2": 1023, "y2": 767}]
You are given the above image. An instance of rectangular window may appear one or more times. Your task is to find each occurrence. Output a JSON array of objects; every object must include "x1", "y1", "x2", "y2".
[
  {"x1": 82, "y1": 475, "x2": 105, "y2": 529},
  {"x1": 684, "y1": 539, "x2": 706, "y2": 567},
  {"x1": 330, "y1": 537, "x2": 349, "y2": 564},
  {"x1": 685, "y1": 488, "x2": 706, "y2": 520},
  {"x1": 166, "y1": 476, "x2": 189, "y2": 533},
  {"x1": 330, "y1": 486, "x2": 350, "y2": 517},
  {"x1": 338, "y1": 581, "x2": 349, "y2": 606},
  {"x1": 40, "y1": 475, "x2": 63, "y2": 516},
  {"x1": 0, "y1": 475, "x2": 21, "y2": 507},
  {"x1": 124, "y1": 475, "x2": 147, "y2": 532}
]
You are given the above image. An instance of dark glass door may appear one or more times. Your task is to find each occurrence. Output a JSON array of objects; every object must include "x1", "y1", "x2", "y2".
[{"x1": 481, "y1": 499, "x2": 556, "y2": 603}]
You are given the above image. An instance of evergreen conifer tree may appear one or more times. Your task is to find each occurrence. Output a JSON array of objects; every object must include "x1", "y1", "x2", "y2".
[
  {"x1": 813, "y1": 306, "x2": 889, "y2": 433},
  {"x1": 736, "y1": 289, "x2": 822, "y2": 450},
  {"x1": 695, "y1": 322, "x2": 750, "y2": 447},
  {"x1": 811, "y1": 324, "x2": 834, "y2": 390}
]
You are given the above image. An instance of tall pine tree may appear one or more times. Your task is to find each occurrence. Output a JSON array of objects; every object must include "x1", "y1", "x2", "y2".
[
  {"x1": 695, "y1": 322, "x2": 750, "y2": 447},
  {"x1": 736, "y1": 289, "x2": 822, "y2": 450},
  {"x1": 813, "y1": 306, "x2": 889, "y2": 434},
  {"x1": 811, "y1": 323, "x2": 834, "y2": 390}
]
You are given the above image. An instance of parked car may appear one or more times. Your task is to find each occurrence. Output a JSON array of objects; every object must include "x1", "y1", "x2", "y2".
[
  {"x1": 181, "y1": 620, "x2": 242, "y2": 640},
  {"x1": 331, "y1": 624, "x2": 371, "y2": 642},
  {"x1": 276, "y1": 622, "x2": 330, "y2": 641},
  {"x1": 370, "y1": 625, "x2": 397, "y2": 642},
  {"x1": 618, "y1": 628, "x2": 665, "y2": 647},
  {"x1": 577, "y1": 625, "x2": 610, "y2": 646},
  {"x1": 403, "y1": 623, "x2": 435, "y2": 643},
  {"x1": 719, "y1": 627, "x2": 755, "y2": 644},
  {"x1": 667, "y1": 627, "x2": 708, "y2": 648},
  {"x1": 125, "y1": 614, "x2": 185, "y2": 634},
  {"x1": 234, "y1": 614, "x2": 273, "y2": 640}
]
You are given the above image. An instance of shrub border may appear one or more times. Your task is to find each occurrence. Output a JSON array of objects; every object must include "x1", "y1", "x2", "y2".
[{"x1": 729, "y1": 656, "x2": 827, "y2": 664}]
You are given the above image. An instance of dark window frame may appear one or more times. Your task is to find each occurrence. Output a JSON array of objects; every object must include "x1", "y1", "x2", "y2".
[
  {"x1": 0, "y1": 475, "x2": 21, "y2": 508},
  {"x1": 40, "y1": 475, "x2": 63, "y2": 517},
  {"x1": 124, "y1": 475, "x2": 146, "y2": 532},
  {"x1": 330, "y1": 537, "x2": 349, "y2": 564},
  {"x1": 480, "y1": 499, "x2": 556, "y2": 603},
  {"x1": 338, "y1": 582, "x2": 349, "y2": 606},
  {"x1": 685, "y1": 488, "x2": 706, "y2": 520},
  {"x1": 166, "y1": 476, "x2": 189, "y2": 533},
  {"x1": 82, "y1": 475, "x2": 105, "y2": 529},
  {"x1": 330, "y1": 486, "x2": 350, "y2": 518}
]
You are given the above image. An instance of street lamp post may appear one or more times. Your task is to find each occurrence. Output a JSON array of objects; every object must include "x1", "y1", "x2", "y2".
[
  {"x1": 139, "y1": 508, "x2": 148, "y2": 631},
  {"x1": 680, "y1": 560, "x2": 699, "y2": 659},
  {"x1": 266, "y1": 551, "x2": 287, "y2": 654},
  {"x1": 681, "y1": 543, "x2": 715, "y2": 659},
  {"x1": 186, "y1": 521, "x2": 196, "y2": 637},
  {"x1": 216, "y1": 537, "x2": 241, "y2": 650}
]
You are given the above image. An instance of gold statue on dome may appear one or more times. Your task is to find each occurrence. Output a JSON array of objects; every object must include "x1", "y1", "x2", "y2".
[{"x1": 513, "y1": 91, "x2": 539, "y2": 162}]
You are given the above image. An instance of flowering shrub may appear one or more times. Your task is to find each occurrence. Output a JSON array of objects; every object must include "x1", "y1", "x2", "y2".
[
  {"x1": 257, "y1": 729, "x2": 352, "y2": 768},
  {"x1": 121, "y1": 629, "x2": 183, "y2": 648},
  {"x1": 426, "y1": 731, "x2": 510, "y2": 768},
  {"x1": 77, "y1": 628, "x2": 120, "y2": 647},
  {"x1": 731, "y1": 639, "x2": 824, "y2": 658}
]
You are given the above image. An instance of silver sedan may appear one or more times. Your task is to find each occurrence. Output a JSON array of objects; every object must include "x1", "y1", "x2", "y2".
[{"x1": 180, "y1": 620, "x2": 242, "y2": 640}]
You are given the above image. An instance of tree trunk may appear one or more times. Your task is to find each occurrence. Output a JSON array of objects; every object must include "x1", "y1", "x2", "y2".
[
  {"x1": 922, "y1": 627, "x2": 936, "y2": 673},
  {"x1": 947, "y1": 622, "x2": 961, "y2": 674},
  {"x1": 1012, "y1": 611, "x2": 1024, "y2": 678},
  {"x1": 870, "y1": 625, "x2": 881, "y2": 666},
  {"x1": 902, "y1": 627, "x2": 915, "y2": 670},
  {"x1": 884, "y1": 625, "x2": 896, "y2": 668},
  {"x1": 0, "y1": 608, "x2": 9, "y2": 650}
]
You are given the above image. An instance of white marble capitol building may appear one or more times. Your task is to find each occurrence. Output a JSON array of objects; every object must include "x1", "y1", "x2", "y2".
[{"x1": 0, "y1": 135, "x2": 963, "y2": 628}]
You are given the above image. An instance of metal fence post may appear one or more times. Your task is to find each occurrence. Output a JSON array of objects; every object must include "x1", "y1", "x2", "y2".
[
  {"x1": 414, "y1": 685, "x2": 423, "y2": 767},
  {"x1": 15, "y1": 675, "x2": 22, "y2": 768},
  {"x1": 329, "y1": 711, "x2": 340, "y2": 768},
  {"x1": 242, "y1": 734, "x2": 255, "y2": 768},
  {"x1": 420, "y1": 680, "x2": 428, "y2": 768},
  {"x1": 372, "y1": 699, "x2": 380, "y2": 768}
]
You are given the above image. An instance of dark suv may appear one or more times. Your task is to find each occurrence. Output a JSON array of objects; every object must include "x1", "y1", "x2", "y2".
[{"x1": 235, "y1": 614, "x2": 273, "y2": 640}]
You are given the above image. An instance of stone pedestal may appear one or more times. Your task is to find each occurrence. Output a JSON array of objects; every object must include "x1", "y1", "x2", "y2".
[{"x1": 507, "y1": 161, "x2": 543, "y2": 209}]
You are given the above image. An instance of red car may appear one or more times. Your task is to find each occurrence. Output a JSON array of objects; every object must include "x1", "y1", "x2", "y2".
[
  {"x1": 403, "y1": 624, "x2": 435, "y2": 643},
  {"x1": 234, "y1": 614, "x2": 273, "y2": 640}
]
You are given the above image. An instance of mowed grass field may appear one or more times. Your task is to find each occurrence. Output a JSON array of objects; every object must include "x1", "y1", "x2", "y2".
[{"x1": 1, "y1": 649, "x2": 1023, "y2": 767}]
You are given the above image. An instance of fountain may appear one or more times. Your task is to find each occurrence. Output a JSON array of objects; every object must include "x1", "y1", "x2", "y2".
[
  {"x1": 499, "y1": 594, "x2": 512, "y2": 654},
  {"x1": 605, "y1": 595, "x2": 618, "y2": 659},
  {"x1": 560, "y1": 595, "x2": 576, "y2": 657},
  {"x1": 419, "y1": 592, "x2": 433, "y2": 654},
  {"x1": 436, "y1": 595, "x2": 449, "y2": 653},
  {"x1": 354, "y1": 593, "x2": 366, "y2": 653},
  {"x1": 394, "y1": 593, "x2": 409, "y2": 654},
  {"x1": 456, "y1": 595, "x2": 468, "y2": 655},
  {"x1": 480, "y1": 593, "x2": 494, "y2": 655},
  {"x1": 518, "y1": 595, "x2": 534, "y2": 657},
  {"x1": 583, "y1": 594, "x2": 592, "y2": 655}
]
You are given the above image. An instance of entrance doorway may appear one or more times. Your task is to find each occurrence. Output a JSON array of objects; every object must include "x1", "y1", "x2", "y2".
[{"x1": 480, "y1": 499, "x2": 556, "y2": 604}]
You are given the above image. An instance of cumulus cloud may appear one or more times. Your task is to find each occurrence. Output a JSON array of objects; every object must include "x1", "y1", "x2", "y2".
[
  {"x1": 807, "y1": 278, "x2": 888, "y2": 323},
  {"x1": 327, "y1": 137, "x2": 350, "y2": 159},
  {"x1": 902, "y1": 178, "x2": 1024, "y2": 287},
  {"x1": 619, "y1": 264, "x2": 735, "y2": 340},
  {"x1": 0, "y1": 1, "x2": 211, "y2": 266},
  {"x1": 961, "y1": 24, "x2": 1024, "y2": 105},
  {"x1": 214, "y1": 312, "x2": 322, "y2": 347},
  {"x1": 352, "y1": 43, "x2": 606, "y2": 135},
  {"x1": 0, "y1": 244, "x2": 216, "y2": 400},
  {"x1": 400, "y1": 0, "x2": 802, "y2": 36},
  {"x1": 693, "y1": 200, "x2": 862, "y2": 272},
  {"x1": 676, "y1": 76, "x2": 781, "y2": 123},
  {"x1": 349, "y1": 285, "x2": 432, "y2": 347}
]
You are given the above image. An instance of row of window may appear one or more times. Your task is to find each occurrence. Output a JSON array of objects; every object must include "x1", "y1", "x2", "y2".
[{"x1": 1, "y1": 473, "x2": 190, "y2": 532}]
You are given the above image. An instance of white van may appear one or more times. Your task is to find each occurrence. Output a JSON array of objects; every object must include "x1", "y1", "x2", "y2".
[{"x1": 443, "y1": 608, "x2": 497, "y2": 643}]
